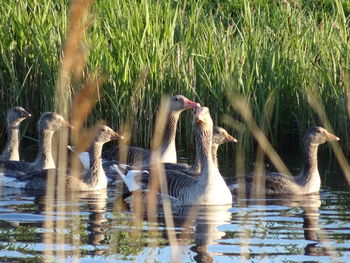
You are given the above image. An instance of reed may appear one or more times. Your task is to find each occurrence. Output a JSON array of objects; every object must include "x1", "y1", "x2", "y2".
[
  {"x1": 0, "y1": 0, "x2": 348, "y2": 261},
  {"x1": 0, "y1": 0, "x2": 349, "y2": 161}
]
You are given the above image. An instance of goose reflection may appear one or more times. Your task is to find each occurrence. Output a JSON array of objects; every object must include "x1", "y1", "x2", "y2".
[
  {"x1": 169, "y1": 204, "x2": 232, "y2": 263},
  {"x1": 29, "y1": 189, "x2": 109, "y2": 258},
  {"x1": 79, "y1": 190, "x2": 108, "y2": 248},
  {"x1": 297, "y1": 193, "x2": 334, "y2": 258},
  {"x1": 269, "y1": 193, "x2": 334, "y2": 258}
]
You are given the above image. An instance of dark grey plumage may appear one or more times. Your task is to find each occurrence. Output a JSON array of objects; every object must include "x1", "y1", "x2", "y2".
[{"x1": 229, "y1": 126, "x2": 340, "y2": 195}]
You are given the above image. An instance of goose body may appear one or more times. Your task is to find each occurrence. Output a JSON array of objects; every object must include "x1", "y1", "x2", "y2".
[
  {"x1": 0, "y1": 112, "x2": 72, "y2": 173},
  {"x1": 69, "y1": 126, "x2": 237, "y2": 185},
  {"x1": 121, "y1": 107, "x2": 233, "y2": 206},
  {"x1": 102, "y1": 95, "x2": 199, "y2": 165},
  {"x1": 0, "y1": 107, "x2": 31, "y2": 161},
  {"x1": 229, "y1": 126, "x2": 339, "y2": 195},
  {"x1": 1, "y1": 125, "x2": 121, "y2": 191}
]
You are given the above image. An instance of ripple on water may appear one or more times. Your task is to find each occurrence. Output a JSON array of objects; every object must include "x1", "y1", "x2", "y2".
[{"x1": 0, "y1": 185, "x2": 349, "y2": 262}]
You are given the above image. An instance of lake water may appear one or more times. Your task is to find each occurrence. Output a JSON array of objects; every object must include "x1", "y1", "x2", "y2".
[{"x1": 0, "y1": 178, "x2": 349, "y2": 262}]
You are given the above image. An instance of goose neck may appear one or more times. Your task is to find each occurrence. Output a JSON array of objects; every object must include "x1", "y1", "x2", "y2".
[
  {"x1": 211, "y1": 144, "x2": 219, "y2": 167},
  {"x1": 84, "y1": 142, "x2": 105, "y2": 186},
  {"x1": 1, "y1": 125, "x2": 20, "y2": 161},
  {"x1": 34, "y1": 129, "x2": 55, "y2": 170},
  {"x1": 297, "y1": 142, "x2": 319, "y2": 186},
  {"x1": 196, "y1": 128, "x2": 214, "y2": 177},
  {"x1": 159, "y1": 111, "x2": 180, "y2": 162}
]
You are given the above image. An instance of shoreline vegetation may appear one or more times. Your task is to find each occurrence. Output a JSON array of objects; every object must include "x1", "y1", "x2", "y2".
[
  {"x1": 0, "y1": 1, "x2": 349, "y2": 261},
  {"x1": 1, "y1": 0, "x2": 350, "y2": 165}
]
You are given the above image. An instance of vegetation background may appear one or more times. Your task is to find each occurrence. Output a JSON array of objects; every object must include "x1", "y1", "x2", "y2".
[{"x1": 0, "y1": 0, "x2": 349, "y2": 170}]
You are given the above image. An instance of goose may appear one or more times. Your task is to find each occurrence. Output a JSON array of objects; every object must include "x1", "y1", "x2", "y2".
[
  {"x1": 102, "y1": 95, "x2": 199, "y2": 165},
  {"x1": 229, "y1": 126, "x2": 339, "y2": 195},
  {"x1": 1, "y1": 125, "x2": 121, "y2": 191},
  {"x1": 158, "y1": 126, "x2": 237, "y2": 175},
  {"x1": 0, "y1": 107, "x2": 31, "y2": 161},
  {"x1": 0, "y1": 112, "x2": 72, "y2": 172},
  {"x1": 118, "y1": 106, "x2": 233, "y2": 206},
  {"x1": 69, "y1": 126, "x2": 237, "y2": 183}
]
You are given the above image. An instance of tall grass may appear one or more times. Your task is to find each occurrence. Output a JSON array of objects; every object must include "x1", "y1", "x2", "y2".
[
  {"x1": 0, "y1": 1, "x2": 348, "y2": 261},
  {"x1": 0, "y1": 0, "x2": 349, "y2": 160}
]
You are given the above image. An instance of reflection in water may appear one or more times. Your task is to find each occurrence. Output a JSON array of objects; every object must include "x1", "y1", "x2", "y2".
[
  {"x1": 189, "y1": 205, "x2": 232, "y2": 263},
  {"x1": 159, "y1": 204, "x2": 232, "y2": 263},
  {"x1": 0, "y1": 187, "x2": 350, "y2": 261},
  {"x1": 27, "y1": 189, "x2": 109, "y2": 261}
]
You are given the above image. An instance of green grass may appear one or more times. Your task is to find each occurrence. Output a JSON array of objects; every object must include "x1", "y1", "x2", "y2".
[{"x1": 0, "y1": 0, "x2": 349, "y2": 160}]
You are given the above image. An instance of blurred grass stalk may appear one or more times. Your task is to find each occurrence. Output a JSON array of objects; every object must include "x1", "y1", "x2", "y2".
[{"x1": 44, "y1": 0, "x2": 95, "y2": 262}]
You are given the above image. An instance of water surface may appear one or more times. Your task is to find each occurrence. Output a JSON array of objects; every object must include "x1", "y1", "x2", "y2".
[{"x1": 0, "y1": 181, "x2": 349, "y2": 262}]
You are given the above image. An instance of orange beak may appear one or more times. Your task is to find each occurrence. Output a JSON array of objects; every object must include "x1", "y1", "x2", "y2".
[
  {"x1": 63, "y1": 120, "x2": 74, "y2": 129},
  {"x1": 325, "y1": 131, "x2": 340, "y2": 141},
  {"x1": 112, "y1": 131, "x2": 123, "y2": 140},
  {"x1": 195, "y1": 107, "x2": 206, "y2": 123},
  {"x1": 183, "y1": 98, "x2": 200, "y2": 109},
  {"x1": 226, "y1": 134, "x2": 238, "y2": 143},
  {"x1": 22, "y1": 111, "x2": 32, "y2": 119}
]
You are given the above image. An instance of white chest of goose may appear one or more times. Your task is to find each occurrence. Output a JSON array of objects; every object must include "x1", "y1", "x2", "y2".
[
  {"x1": 1, "y1": 125, "x2": 121, "y2": 191},
  {"x1": 120, "y1": 107, "x2": 233, "y2": 206}
]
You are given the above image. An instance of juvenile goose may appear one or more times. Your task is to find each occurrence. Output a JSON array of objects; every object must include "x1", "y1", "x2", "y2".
[
  {"x1": 102, "y1": 95, "x2": 199, "y2": 165},
  {"x1": 1, "y1": 125, "x2": 121, "y2": 191},
  {"x1": 229, "y1": 126, "x2": 339, "y2": 195},
  {"x1": 120, "y1": 107, "x2": 233, "y2": 206},
  {"x1": 0, "y1": 112, "x2": 72, "y2": 172},
  {"x1": 0, "y1": 107, "x2": 31, "y2": 161}
]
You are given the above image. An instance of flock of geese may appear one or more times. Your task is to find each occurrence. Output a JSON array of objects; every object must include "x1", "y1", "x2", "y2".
[{"x1": 0, "y1": 95, "x2": 340, "y2": 206}]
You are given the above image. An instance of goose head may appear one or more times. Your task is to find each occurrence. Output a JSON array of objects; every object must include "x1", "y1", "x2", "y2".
[
  {"x1": 169, "y1": 95, "x2": 199, "y2": 112},
  {"x1": 7, "y1": 107, "x2": 31, "y2": 127},
  {"x1": 212, "y1": 126, "x2": 238, "y2": 145},
  {"x1": 304, "y1": 126, "x2": 339, "y2": 146},
  {"x1": 194, "y1": 106, "x2": 213, "y2": 128},
  {"x1": 38, "y1": 112, "x2": 73, "y2": 132},
  {"x1": 93, "y1": 125, "x2": 122, "y2": 145}
]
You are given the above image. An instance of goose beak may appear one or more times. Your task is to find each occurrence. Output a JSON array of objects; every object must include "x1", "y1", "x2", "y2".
[
  {"x1": 112, "y1": 132, "x2": 123, "y2": 140},
  {"x1": 62, "y1": 120, "x2": 74, "y2": 129},
  {"x1": 183, "y1": 98, "x2": 200, "y2": 109},
  {"x1": 22, "y1": 111, "x2": 32, "y2": 119},
  {"x1": 326, "y1": 131, "x2": 340, "y2": 141},
  {"x1": 195, "y1": 107, "x2": 206, "y2": 123},
  {"x1": 226, "y1": 134, "x2": 238, "y2": 143}
]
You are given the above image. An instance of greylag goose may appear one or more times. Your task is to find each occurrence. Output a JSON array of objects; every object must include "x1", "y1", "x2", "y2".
[
  {"x1": 69, "y1": 125, "x2": 237, "y2": 184},
  {"x1": 159, "y1": 126, "x2": 237, "y2": 175},
  {"x1": 0, "y1": 107, "x2": 31, "y2": 161},
  {"x1": 102, "y1": 95, "x2": 199, "y2": 165},
  {"x1": 229, "y1": 126, "x2": 339, "y2": 195},
  {"x1": 118, "y1": 106, "x2": 233, "y2": 206},
  {"x1": 1, "y1": 125, "x2": 121, "y2": 191},
  {"x1": 0, "y1": 112, "x2": 72, "y2": 172}
]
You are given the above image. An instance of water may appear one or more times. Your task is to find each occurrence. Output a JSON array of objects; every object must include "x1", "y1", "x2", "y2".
[{"x1": 0, "y1": 181, "x2": 349, "y2": 262}]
